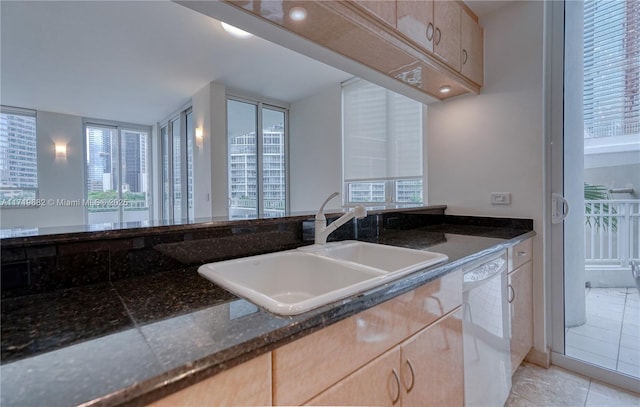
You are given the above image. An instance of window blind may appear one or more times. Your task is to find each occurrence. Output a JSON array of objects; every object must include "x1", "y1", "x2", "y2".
[{"x1": 343, "y1": 80, "x2": 423, "y2": 181}]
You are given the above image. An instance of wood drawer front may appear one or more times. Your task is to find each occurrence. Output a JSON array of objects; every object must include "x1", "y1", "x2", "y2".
[
  {"x1": 272, "y1": 269, "x2": 462, "y2": 406},
  {"x1": 510, "y1": 238, "x2": 532, "y2": 272},
  {"x1": 149, "y1": 352, "x2": 272, "y2": 407}
]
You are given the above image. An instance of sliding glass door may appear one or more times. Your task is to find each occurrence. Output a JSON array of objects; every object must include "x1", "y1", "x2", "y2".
[{"x1": 550, "y1": 0, "x2": 639, "y2": 392}]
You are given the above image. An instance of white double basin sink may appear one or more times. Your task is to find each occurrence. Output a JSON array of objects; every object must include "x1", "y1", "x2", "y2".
[{"x1": 198, "y1": 241, "x2": 448, "y2": 316}]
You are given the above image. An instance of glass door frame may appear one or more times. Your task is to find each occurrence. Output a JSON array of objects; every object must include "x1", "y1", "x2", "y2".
[{"x1": 547, "y1": 0, "x2": 639, "y2": 392}]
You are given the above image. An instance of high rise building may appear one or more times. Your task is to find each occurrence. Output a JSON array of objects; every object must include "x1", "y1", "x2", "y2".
[
  {"x1": 0, "y1": 112, "x2": 37, "y2": 199},
  {"x1": 122, "y1": 131, "x2": 147, "y2": 193},
  {"x1": 584, "y1": 0, "x2": 640, "y2": 138},
  {"x1": 86, "y1": 127, "x2": 115, "y2": 192},
  {"x1": 228, "y1": 124, "x2": 286, "y2": 218}
]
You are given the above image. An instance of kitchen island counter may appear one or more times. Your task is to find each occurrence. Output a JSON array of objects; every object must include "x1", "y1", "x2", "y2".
[{"x1": 0, "y1": 219, "x2": 534, "y2": 406}]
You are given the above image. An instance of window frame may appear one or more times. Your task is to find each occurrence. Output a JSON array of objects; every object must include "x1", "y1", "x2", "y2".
[
  {"x1": 226, "y1": 94, "x2": 290, "y2": 218},
  {"x1": 343, "y1": 177, "x2": 424, "y2": 205},
  {"x1": 341, "y1": 80, "x2": 425, "y2": 206},
  {"x1": 159, "y1": 104, "x2": 193, "y2": 223},
  {"x1": 83, "y1": 118, "x2": 152, "y2": 225}
]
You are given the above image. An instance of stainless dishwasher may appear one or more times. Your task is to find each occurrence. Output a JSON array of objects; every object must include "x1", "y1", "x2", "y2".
[{"x1": 462, "y1": 250, "x2": 512, "y2": 407}]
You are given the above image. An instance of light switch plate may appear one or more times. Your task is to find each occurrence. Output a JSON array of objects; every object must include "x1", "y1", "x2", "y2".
[{"x1": 491, "y1": 192, "x2": 511, "y2": 205}]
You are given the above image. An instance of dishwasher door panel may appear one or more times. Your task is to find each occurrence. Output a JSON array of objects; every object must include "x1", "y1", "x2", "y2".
[{"x1": 462, "y1": 253, "x2": 512, "y2": 407}]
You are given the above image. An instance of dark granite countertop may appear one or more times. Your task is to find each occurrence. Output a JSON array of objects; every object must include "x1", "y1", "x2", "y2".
[{"x1": 0, "y1": 223, "x2": 534, "y2": 406}]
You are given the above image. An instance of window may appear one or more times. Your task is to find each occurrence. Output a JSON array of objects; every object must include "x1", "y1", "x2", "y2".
[
  {"x1": 227, "y1": 98, "x2": 287, "y2": 219},
  {"x1": 85, "y1": 122, "x2": 151, "y2": 224},
  {"x1": 0, "y1": 107, "x2": 37, "y2": 205},
  {"x1": 160, "y1": 107, "x2": 194, "y2": 222},
  {"x1": 342, "y1": 80, "x2": 424, "y2": 204}
]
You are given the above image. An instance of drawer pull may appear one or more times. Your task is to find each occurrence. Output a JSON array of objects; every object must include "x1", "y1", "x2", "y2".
[
  {"x1": 391, "y1": 368, "x2": 401, "y2": 404},
  {"x1": 404, "y1": 359, "x2": 415, "y2": 392},
  {"x1": 518, "y1": 251, "x2": 528, "y2": 257},
  {"x1": 426, "y1": 22, "x2": 434, "y2": 41}
]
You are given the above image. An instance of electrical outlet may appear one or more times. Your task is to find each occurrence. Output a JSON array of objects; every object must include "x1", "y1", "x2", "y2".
[{"x1": 491, "y1": 192, "x2": 511, "y2": 205}]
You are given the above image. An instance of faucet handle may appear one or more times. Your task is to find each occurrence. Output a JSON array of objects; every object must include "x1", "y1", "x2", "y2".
[
  {"x1": 353, "y1": 205, "x2": 367, "y2": 219},
  {"x1": 316, "y1": 192, "x2": 340, "y2": 221}
]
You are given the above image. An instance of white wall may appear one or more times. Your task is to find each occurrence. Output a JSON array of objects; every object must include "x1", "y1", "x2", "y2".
[
  {"x1": 289, "y1": 84, "x2": 343, "y2": 212},
  {"x1": 210, "y1": 82, "x2": 228, "y2": 218},
  {"x1": 0, "y1": 111, "x2": 85, "y2": 228},
  {"x1": 192, "y1": 83, "x2": 213, "y2": 219},
  {"x1": 427, "y1": 1, "x2": 546, "y2": 351},
  {"x1": 189, "y1": 81, "x2": 228, "y2": 219}
]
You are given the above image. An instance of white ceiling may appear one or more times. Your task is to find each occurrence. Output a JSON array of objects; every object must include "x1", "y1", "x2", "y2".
[{"x1": 0, "y1": 0, "x2": 353, "y2": 125}]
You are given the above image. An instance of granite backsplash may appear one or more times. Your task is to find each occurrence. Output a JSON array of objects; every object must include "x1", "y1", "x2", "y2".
[{"x1": 0, "y1": 207, "x2": 463, "y2": 299}]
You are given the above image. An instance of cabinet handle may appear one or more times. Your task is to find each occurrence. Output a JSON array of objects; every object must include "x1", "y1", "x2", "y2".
[
  {"x1": 518, "y1": 251, "x2": 528, "y2": 257},
  {"x1": 462, "y1": 49, "x2": 468, "y2": 65},
  {"x1": 426, "y1": 22, "x2": 434, "y2": 41},
  {"x1": 434, "y1": 27, "x2": 441, "y2": 45},
  {"x1": 508, "y1": 284, "x2": 515, "y2": 303},
  {"x1": 404, "y1": 359, "x2": 415, "y2": 392},
  {"x1": 391, "y1": 368, "x2": 401, "y2": 404}
]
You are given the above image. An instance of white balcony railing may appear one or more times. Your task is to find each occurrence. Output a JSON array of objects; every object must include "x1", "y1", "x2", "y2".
[
  {"x1": 585, "y1": 121, "x2": 640, "y2": 138},
  {"x1": 585, "y1": 199, "x2": 640, "y2": 267}
]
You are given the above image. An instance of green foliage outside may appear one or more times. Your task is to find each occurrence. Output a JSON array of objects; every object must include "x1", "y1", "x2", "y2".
[
  {"x1": 88, "y1": 190, "x2": 146, "y2": 201},
  {"x1": 584, "y1": 183, "x2": 617, "y2": 232}
]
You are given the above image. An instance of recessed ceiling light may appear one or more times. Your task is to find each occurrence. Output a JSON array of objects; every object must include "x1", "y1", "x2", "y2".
[
  {"x1": 221, "y1": 22, "x2": 253, "y2": 39},
  {"x1": 289, "y1": 7, "x2": 307, "y2": 22},
  {"x1": 439, "y1": 85, "x2": 452, "y2": 94}
]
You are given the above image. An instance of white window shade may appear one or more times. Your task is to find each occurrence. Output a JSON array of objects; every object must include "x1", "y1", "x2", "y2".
[{"x1": 343, "y1": 80, "x2": 423, "y2": 181}]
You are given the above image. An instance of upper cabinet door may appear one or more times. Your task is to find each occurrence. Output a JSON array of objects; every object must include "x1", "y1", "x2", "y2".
[
  {"x1": 461, "y1": 10, "x2": 484, "y2": 85},
  {"x1": 433, "y1": 1, "x2": 461, "y2": 72},
  {"x1": 354, "y1": 0, "x2": 397, "y2": 28},
  {"x1": 397, "y1": 0, "x2": 434, "y2": 53}
]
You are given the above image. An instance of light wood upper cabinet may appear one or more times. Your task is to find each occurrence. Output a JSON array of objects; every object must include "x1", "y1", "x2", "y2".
[
  {"x1": 461, "y1": 9, "x2": 484, "y2": 85},
  {"x1": 354, "y1": 0, "x2": 397, "y2": 28},
  {"x1": 401, "y1": 309, "x2": 464, "y2": 407},
  {"x1": 149, "y1": 352, "x2": 272, "y2": 407},
  {"x1": 224, "y1": 0, "x2": 483, "y2": 100},
  {"x1": 397, "y1": 0, "x2": 434, "y2": 53},
  {"x1": 433, "y1": 1, "x2": 461, "y2": 72}
]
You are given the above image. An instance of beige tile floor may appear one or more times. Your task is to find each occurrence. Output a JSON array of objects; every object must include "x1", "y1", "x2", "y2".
[
  {"x1": 566, "y1": 287, "x2": 640, "y2": 378},
  {"x1": 506, "y1": 362, "x2": 640, "y2": 406}
]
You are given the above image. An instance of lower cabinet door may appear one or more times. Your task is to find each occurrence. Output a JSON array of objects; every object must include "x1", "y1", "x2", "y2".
[
  {"x1": 307, "y1": 346, "x2": 402, "y2": 406},
  {"x1": 400, "y1": 309, "x2": 464, "y2": 407},
  {"x1": 509, "y1": 261, "x2": 533, "y2": 374}
]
